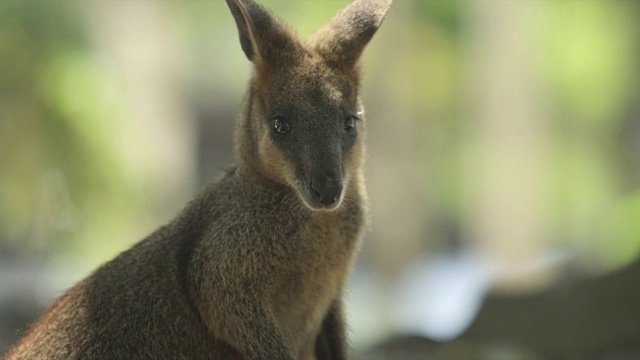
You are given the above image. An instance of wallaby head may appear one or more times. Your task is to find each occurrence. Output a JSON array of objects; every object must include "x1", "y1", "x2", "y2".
[{"x1": 227, "y1": 0, "x2": 391, "y2": 211}]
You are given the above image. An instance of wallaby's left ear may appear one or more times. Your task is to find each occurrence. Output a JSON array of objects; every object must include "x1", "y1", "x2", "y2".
[
  {"x1": 225, "y1": 0, "x2": 301, "y2": 68},
  {"x1": 308, "y1": 0, "x2": 392, "y2": 69}
]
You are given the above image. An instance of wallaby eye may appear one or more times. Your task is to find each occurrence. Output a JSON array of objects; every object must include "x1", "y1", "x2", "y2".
[
  {"x1": 344, "y1": 115, "x2": 358, "y2": 131},
  {"x1": 273, "y1": 117, "x2": 291, "y2": 134}
]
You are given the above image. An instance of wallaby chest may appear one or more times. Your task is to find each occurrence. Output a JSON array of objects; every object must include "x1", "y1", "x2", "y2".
[
  {"x1": 270, "y1": 210, "x2": 363, "y2": 356},
  {"x1": 192, "y1": 174, "x2": 365, "y2": 358}
]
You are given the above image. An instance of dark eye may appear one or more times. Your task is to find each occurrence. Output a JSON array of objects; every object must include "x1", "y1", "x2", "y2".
[
  {"x1": 273, "y1": 116, "x2": 291, "y2": 134},
  {"x1": 344, "y1": 115, "x2": 358, "y2": 131}
]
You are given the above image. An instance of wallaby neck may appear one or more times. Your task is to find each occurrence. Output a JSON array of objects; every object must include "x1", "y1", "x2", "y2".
[{"x1": 233, "y1": 162, "x2": 287, "y2": 193}]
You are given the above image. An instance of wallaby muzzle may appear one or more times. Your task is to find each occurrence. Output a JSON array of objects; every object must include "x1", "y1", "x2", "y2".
[
  {"x1": 297, "y1": 141, "x2": 346, "y2": 211},
  {"x1": 310, "y1": 174, "x2": 344, "y2": 209}
]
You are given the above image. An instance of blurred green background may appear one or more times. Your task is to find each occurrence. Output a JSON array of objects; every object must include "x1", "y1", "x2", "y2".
[{"x1": 1, "y1": 0, "x2": 640, "y2": 355}]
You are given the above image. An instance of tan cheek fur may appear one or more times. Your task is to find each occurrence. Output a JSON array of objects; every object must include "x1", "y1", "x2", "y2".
[
  {"x1": 345, "y1": 124, "x2": 366, "y2": 186},
  {"x1": 258, "y1": 131, "x2": 297, "y2": 187}
]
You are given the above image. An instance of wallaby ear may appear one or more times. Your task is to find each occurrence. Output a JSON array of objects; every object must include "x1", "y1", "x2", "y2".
[
  {"x1": 308, "y1": 0, "x2": 392, "y2": 69},
  {"x1": 225, "y1": 0, "x2": 301, "y2": 67}
]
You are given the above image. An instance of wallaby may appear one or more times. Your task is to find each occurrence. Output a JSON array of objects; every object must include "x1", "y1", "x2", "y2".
[{"x1": 6, "y1": 0, "x2": 391, "y2": 359}]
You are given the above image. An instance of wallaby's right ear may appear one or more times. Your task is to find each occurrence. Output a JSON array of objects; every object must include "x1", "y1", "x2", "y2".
[
  {"x1": 225, "y1": 0, "x2": 300, "y2": 68},
  {"x1": 308, "y1": 0, "x2": 392, "y2": 69}
]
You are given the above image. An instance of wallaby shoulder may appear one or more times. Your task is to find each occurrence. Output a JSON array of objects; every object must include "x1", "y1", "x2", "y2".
[{"x1": 5, "y1": 223, "x2": 217, "y2": 359}]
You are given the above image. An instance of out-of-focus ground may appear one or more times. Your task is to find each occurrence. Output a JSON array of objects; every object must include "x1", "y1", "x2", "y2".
[{"x1": 2, "y1": 1, "x2": 640, "y2": 357}]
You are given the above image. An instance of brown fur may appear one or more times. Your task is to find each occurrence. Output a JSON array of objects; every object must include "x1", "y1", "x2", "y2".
[{"x1": 5, "y1": 0, "x2": 392, "y2": 359}]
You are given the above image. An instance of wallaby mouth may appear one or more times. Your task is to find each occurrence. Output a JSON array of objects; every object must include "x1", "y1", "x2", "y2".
[{"x1": 299, "y1": 174, "x2": 345, "y2": 211}]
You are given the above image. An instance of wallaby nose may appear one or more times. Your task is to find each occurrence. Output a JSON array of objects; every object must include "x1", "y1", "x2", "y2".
[{"x1": 310, "y1": 175, "x2": 344, "y2": 206}]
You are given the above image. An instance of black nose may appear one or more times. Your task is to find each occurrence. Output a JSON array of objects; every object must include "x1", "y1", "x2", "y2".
[{"x1": 310, "y1": 175, "x2": 343, "y2": 205}]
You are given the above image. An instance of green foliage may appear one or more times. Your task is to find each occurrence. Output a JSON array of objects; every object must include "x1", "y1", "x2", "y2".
[{"x1": 0, "y1": 1, "x2": 144, "y2": 269}]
